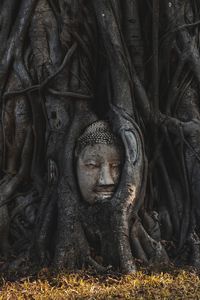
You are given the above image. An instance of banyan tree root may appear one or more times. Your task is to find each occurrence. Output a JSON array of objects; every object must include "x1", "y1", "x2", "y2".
[
  {"x1": 0, "y1": 125, "x2": 33, "y2": 256},
  {"x1": 109, "y1": 117, "x2": 147, "y2": 273},
  {"x1": 1, "y1": 0, "x2": 200, "y2": 273},
  {"x1": 54, "y1": 101, "x2": 97, "y2": 270},
  {"x1": 130, "y1": 218, "x2": 169, "y2": 265}
]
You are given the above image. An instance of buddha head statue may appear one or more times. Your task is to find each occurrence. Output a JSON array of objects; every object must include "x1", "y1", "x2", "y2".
[{"x1": 75, "y1": 120, "x2": 123, "y2": 205}]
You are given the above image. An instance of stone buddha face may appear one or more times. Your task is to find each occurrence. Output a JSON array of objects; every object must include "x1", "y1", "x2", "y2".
[{"x1": 76, "y1": 121, "x2": 123, "y2": 205}]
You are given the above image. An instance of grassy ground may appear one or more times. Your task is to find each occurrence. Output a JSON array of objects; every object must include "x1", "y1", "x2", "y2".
[{"x1": 0, "y1": 267, "x2": 200, "y2": 299}]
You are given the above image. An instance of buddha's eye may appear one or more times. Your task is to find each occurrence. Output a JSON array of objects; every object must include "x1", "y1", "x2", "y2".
[
  {"x1": 110, "y1": 162, "x2": 121, "y2": 168},
  {"x1": 85, "y1": 162, "x2": 100, "y2": 169}
]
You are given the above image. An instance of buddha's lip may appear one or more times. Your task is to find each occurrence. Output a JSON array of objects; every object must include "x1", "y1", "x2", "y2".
[
  {"x1": 94, "y1": 190, "x2": 114, "y2": 194},
  {"x1": 95, "y1": 194, "x2": 113, "y2": 201},
  {"x1": 94, "y1": 191, "x2": 114, "y2": 199},
  {"x1": 96, "y1": 191, "x2": 113, "y2": 194},
  {"x1": 94, "y1": 186, "x2": 115, "y2": 193}
]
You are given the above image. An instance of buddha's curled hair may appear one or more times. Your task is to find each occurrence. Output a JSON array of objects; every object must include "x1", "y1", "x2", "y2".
[{"x1": 75, "y1": 120, "x2": 123, "y2": 157}]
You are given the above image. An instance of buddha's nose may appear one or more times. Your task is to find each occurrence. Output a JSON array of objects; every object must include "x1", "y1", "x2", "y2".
[{"x1": 98, "y1": 164, "x2": 114, "y2": 186}]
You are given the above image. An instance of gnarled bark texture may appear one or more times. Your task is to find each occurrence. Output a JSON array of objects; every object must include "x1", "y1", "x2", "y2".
[{"x1": 0, "y1": 0, "x2": 200, "y2": 273}]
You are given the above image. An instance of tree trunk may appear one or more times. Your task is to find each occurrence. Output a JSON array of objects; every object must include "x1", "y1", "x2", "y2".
[{"x1": 0, "y1": 0, "x2": 200, "y2": 273}]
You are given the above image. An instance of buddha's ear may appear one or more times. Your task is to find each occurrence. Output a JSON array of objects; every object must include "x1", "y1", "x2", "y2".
[{"x1": 122, "y1": 130, "x2": 138, "y2": 165}]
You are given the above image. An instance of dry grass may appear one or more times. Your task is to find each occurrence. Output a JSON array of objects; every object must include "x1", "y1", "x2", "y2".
[{"x1": 0, "y1": 268, "x2": 200, "y2": 299}]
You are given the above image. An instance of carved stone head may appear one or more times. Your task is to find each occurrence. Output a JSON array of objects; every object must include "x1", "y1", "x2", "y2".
[{"x1": 75, "y1": 121, "x2": 123, "y2": 205}]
